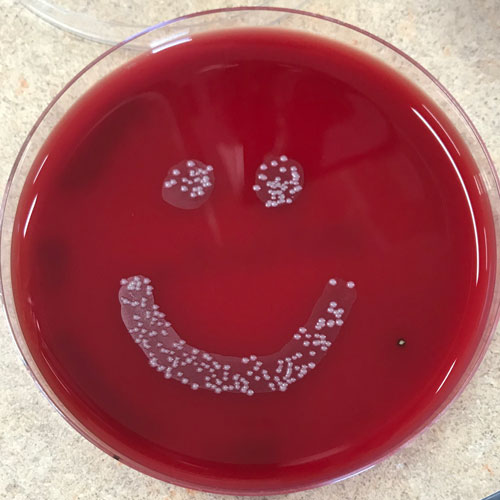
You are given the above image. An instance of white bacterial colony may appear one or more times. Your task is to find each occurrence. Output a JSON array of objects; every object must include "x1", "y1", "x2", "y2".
[
  {"x1": 253, "y1": 155, "x2": 304, "y2": 208},
  {"x1": 119, "y1": 276, "x2": 356, "y2": 396},
  {"x1": 162, "y1": 159, "x2": 214, "y2": 209}
]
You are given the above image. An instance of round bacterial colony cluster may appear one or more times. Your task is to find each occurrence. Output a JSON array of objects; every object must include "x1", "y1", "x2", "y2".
[
  {"x1": 119, "y1": 275, "x2": 356, "y2": 396},
  {"x1": 253, "y1": 155, "x2": 304, "y2": 208},
  {"x1": 162, "y1": 159, "x2": 215, "y2": 209}
]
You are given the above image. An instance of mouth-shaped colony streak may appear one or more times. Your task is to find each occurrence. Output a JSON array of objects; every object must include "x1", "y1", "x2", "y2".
[{"x1": 119, "y1": 276, "x2": 356, "y2": 396}]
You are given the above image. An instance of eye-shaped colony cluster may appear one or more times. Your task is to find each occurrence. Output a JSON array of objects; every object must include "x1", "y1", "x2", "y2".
[
  {"x1": 253, "y1": 155, "x2": 304, "y2": 208},
  {"x1": 119, "y1": 276, "x2": 356, "y2": 396},
  {"x1": 162, "y1": 155, "x2": 304, "y2": 209},
  {"x1": 162, "y1": 159, "x2": 215, "y2": 209}
]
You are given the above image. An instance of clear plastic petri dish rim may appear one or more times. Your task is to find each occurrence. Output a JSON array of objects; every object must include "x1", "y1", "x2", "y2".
[{"x1": 20, "y1": 0, "x2": 309, "y2": 44}]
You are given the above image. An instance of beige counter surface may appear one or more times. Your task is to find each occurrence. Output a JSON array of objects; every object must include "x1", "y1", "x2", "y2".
[{"x1": 1, "y1": 1, "x2": 499, "y2": 498}]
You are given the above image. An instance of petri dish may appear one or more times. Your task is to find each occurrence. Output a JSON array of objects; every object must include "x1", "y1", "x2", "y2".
[{"x1": 2, "y1": 7, "x2": 499, "y2": 496}]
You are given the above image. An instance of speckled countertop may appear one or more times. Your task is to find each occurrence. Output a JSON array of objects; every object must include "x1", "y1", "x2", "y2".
[{"x1": 0, "y1": 1, "x2": 499, "y2": 499}]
